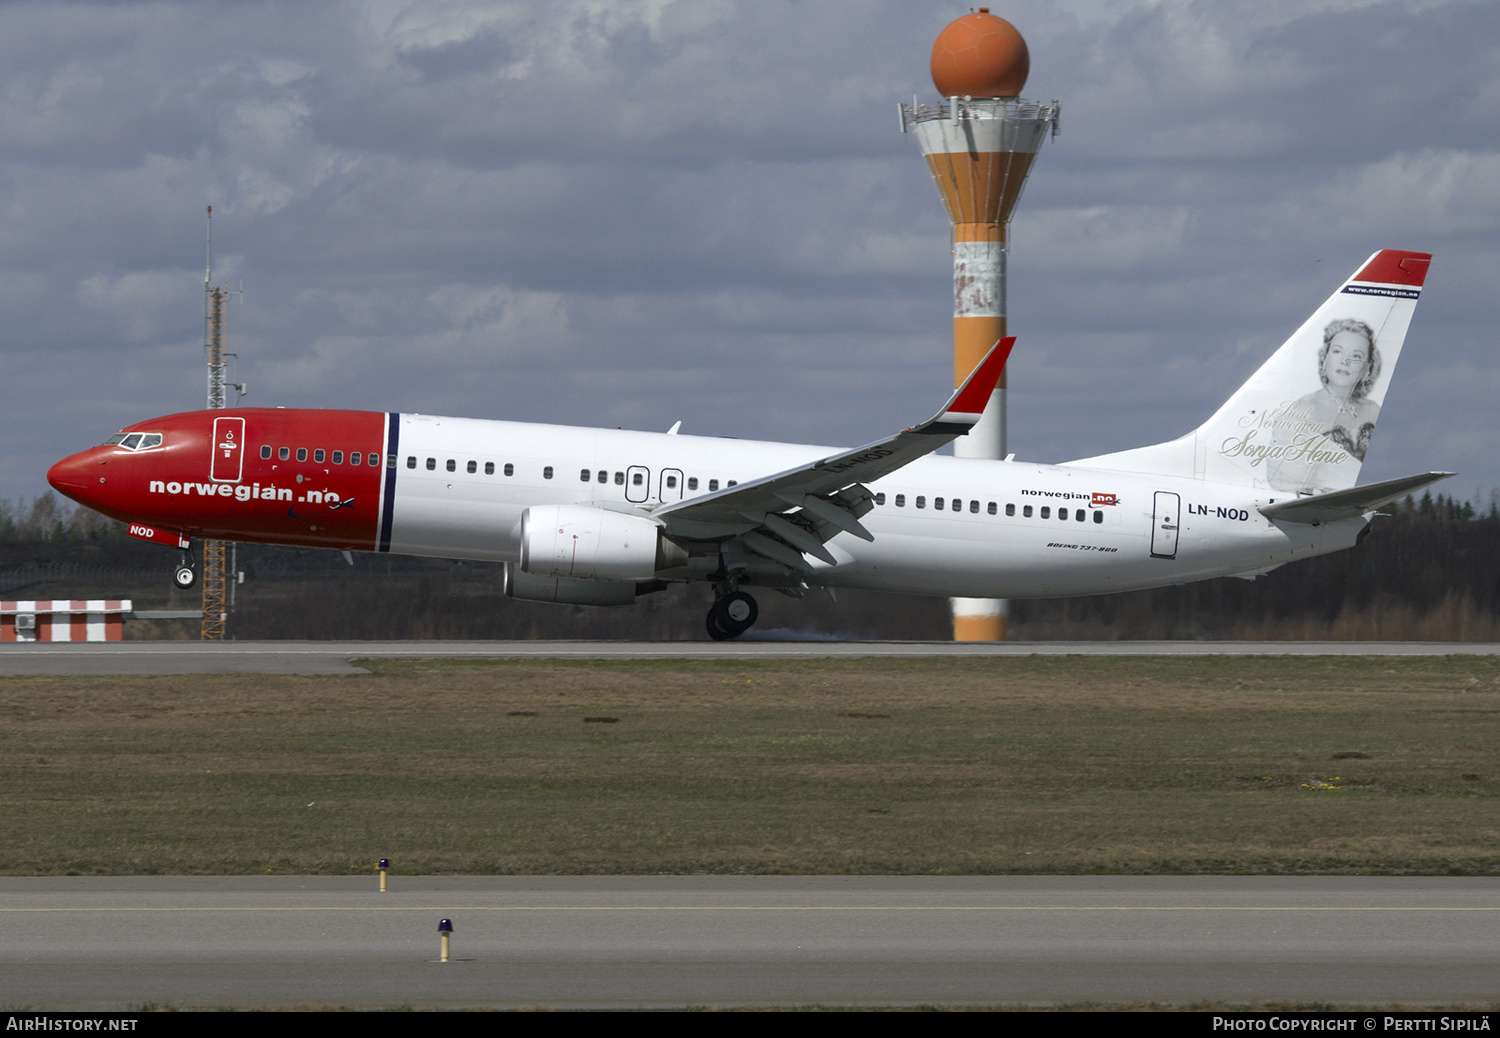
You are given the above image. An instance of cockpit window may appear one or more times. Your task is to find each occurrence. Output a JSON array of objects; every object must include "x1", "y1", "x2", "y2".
[{"x1": 106, "y1": 432, "x2": 163, "y2": 451}]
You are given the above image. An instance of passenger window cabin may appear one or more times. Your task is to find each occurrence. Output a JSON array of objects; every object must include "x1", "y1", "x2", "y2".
[{"x1": 335, "y1": 455, "x2": 1079, "y2": 521}]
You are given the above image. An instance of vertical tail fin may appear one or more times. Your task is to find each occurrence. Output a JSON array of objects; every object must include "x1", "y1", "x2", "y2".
[{"x1": 1071, "y1": 250, "x2": 1430, "y2": 492}]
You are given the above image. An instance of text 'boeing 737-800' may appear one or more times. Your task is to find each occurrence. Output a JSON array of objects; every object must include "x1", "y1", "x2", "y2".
[{"x1": 48, "y1": 249, "x2": 1450, "y2": 639}]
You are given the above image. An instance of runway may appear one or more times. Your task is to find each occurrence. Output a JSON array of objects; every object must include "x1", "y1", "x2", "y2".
[
  {"x1": 3, "y1": 640, "x2": 1499, "y2": 675},
  {"x1": 2, "y1": 877, "x2": 1496, "y2": 1009}
]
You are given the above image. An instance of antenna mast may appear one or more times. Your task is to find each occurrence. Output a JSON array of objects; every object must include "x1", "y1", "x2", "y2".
[
  {"x1": 200, "y1": 205, "x2": 243, "y2": 641},
  {"x1": 204, "y1": 206, "x2": 241, "y2": 410}
]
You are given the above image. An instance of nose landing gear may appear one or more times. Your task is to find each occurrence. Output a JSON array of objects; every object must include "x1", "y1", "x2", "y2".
[
  {"x1": 172, "y1": 551, "x2": 197, "y2": 590},
  {"x1": 706, "y1": 590, "x2": 758, "y2": 641}
]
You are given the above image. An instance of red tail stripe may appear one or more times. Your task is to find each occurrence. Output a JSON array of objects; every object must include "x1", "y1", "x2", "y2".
[{"x1": 1353, "y1": 250, "x2": 1431, "y2": 287}]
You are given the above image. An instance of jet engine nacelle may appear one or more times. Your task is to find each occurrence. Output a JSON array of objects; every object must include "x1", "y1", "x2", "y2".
[
  {"x1": 503, "y1": 563, "x2": 639, "y2": 606},
  {"x1": 519, "y1": 504, "x2": 676, "y2": 582}
]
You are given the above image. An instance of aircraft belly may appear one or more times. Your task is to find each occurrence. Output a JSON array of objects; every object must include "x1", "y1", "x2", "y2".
[
  {"x1": 830, "y1": 519, "x2": 1142, "y2": 599},
  {"x1": 829, "y1": 500, "x2": 1357, "y2": 600},
  {"x1": 387, "y1": 475, "x2": 523, "y2": 562}
]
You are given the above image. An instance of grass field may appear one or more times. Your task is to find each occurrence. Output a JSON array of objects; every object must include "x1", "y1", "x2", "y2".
[{"x1": 2, "y1": 656, "x2": 1497, "y2": 875}]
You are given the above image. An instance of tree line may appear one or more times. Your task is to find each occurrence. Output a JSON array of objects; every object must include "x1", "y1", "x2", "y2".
[
  {"x1": 0, "y1": 494, "x2": 122, "y2": 544},
  {"x1": 1, "y1": 491, "x2": 1496, "y2": 640}
]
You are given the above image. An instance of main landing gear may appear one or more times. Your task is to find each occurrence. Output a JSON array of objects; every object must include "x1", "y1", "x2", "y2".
[{"x1": 706, "y1": 590, "x2": 758, "y2": 641}]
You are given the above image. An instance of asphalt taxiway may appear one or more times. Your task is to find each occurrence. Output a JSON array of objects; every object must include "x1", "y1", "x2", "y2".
[
  {"x1": 2, "y1": 877, "x2": 1496, "y2": 1009},
  {"x1": 2, "y1": 640, "x2": 1499, "y2": 675}
]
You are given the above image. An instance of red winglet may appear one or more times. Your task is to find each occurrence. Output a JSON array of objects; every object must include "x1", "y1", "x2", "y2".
[
  {"x1": 1353, "y1": 250, "x2": 1431, "y2": 287},
  {"x1": 948, "y1": 337, "x2": 1015, "y2": 416}
]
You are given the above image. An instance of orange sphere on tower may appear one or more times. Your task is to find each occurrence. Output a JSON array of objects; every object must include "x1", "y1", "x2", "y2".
[{"x1": 930, "y1": 8, "x2": 1029, "y2": 98}]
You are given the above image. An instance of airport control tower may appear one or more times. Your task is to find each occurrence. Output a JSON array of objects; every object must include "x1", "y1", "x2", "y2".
[{"x1": 900, "y1": 9, "x2": 1058, "y2": 641}]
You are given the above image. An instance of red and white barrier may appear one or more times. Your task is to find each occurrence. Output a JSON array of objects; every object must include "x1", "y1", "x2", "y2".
[{"x1": 1, "y1": 600, "x2": 132, "y2": 642}]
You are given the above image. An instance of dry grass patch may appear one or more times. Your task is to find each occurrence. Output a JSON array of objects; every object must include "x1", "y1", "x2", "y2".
[{"x1": 0, "y1": 656, "x2": 1496, "y2": 874}]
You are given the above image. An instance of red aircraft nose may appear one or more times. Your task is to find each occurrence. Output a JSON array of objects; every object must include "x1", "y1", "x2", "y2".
[{"x1": 47, "y1": 450, "x2": 101, "y2": 502}]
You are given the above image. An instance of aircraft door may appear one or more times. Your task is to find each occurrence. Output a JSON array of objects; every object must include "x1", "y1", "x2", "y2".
[
  {"x1": 211, "y1": 417, "x2": 245, "y2": 483},
  {"x1": 1151, "y1": 491, "x2": 1180, "y2": 559},
  {"x1": 660, "y1": 468, "x2": 684, "y2": 502},
  {"x1": 626, "y1": 465, "x2": 650, "y2": 504}
]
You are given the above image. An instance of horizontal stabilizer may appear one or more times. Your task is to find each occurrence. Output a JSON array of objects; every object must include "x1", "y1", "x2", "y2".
[{"x1": 1259, "y1": 471, "x2": 1454, "y2": 524}]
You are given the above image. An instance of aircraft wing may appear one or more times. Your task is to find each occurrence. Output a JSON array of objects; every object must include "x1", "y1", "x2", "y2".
[
  {"x1": 651, "y1": 338, "x2": 1014, "y2": 567},
  {"x1": 1259, "y1": 471, "x2": 1455, "y2": 525}
]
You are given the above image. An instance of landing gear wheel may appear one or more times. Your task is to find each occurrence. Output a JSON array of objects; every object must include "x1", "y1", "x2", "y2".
[
  {"x1": 706, "y1": 591, "x2": 758, "y2": 641},
  {"x1": 172, "y1": 565, "x2": 197, "y2": 590}
]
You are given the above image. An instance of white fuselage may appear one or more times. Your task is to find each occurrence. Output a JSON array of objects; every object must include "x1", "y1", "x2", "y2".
[{"x1": 388, "y1": 415, "x2": 1359, "y2": 598}]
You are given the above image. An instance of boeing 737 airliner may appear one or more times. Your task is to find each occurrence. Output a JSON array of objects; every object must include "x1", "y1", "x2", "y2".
[{"x1": 48, "y1": 250, "x2": 1450, "y2": 639}]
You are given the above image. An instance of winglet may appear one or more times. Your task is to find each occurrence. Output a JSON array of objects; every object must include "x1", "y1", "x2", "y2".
[{"x1": 924, "y1": 337, "x2": 1014, "y2": 431}]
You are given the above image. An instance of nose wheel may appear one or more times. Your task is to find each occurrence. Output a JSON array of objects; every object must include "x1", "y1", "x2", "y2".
[
  {"x1": 706, "y1": 591, "x2": 758, "y2": 641},
  {"x1": 172, "y1": 553, "x2": 197, "y2": 590}
]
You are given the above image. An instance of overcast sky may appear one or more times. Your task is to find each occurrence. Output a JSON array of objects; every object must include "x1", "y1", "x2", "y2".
[{"x1": 5, "y1": 0, "x2": 1497, "y2": 506}]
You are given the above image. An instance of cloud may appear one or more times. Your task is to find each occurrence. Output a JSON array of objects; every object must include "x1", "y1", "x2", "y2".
[{"x1": 2, "y1": 0, "x2": 1497, "y2": 509}]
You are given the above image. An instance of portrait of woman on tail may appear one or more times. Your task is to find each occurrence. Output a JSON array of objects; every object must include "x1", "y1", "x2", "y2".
[{"x1": 1269, "y1": 318, "x2": 1381, "y2": 491}]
